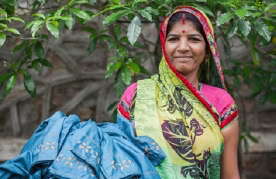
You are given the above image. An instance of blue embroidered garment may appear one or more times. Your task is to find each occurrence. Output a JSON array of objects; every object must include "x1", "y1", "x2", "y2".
[{"x1": 0, "y1": 112, "x2": 166, "y2": 179}]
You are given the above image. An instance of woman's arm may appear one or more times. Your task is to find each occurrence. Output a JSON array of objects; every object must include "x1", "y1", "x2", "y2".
[{"x1": 221, "y1": 119, "x2": 240, "y2": 179}]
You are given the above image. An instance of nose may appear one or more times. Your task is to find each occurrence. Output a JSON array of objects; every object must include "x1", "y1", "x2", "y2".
[{"x1": 178, "y1": 38, "x2": 189, "y2": 51}]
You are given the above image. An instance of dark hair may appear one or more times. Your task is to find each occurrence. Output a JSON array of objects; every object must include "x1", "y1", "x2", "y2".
[{"x1": 166, "y1": 12, "x2": 208, "y2": 47}]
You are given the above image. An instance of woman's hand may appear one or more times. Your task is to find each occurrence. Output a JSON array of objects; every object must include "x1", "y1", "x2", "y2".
[{"x1": 221, "y1": 119, "x2": 241, "y2": 179}]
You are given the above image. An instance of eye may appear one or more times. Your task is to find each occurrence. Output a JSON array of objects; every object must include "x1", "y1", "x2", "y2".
[
  {"x1": 189, "y1": 37, "x2": 201, "y2": 42},
  {"x1": 167, "y1": 37, "x2": 179, "y2": 42}
]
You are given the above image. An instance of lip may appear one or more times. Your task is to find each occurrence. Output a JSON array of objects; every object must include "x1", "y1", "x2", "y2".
[{"x1": 174, "y1": 56, "x2": 193, "y2": 58}]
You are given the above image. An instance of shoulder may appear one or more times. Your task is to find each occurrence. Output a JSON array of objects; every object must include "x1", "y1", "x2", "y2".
[
  {"x1": 117, "y1": 82, "x2": 137, "y2": 119},
  {"x1": 122, "y1": 82, "x2": 138, "y2": 105},
  {"x1": 201, "y1": 84, "x2": 234, "y2": 114},
  {"x1": 200, "y1": 84, "x2": 238, "y2": 129}
]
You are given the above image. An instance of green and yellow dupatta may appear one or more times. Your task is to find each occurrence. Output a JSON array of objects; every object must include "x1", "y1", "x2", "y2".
[{"x1": 133, "y1": 6, "x2": 226, "y2": 179}]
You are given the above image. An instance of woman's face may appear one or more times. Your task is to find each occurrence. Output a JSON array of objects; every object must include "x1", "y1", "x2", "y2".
[{"x1": 165, "y1": 19, "x2": 207, "y2": 78}]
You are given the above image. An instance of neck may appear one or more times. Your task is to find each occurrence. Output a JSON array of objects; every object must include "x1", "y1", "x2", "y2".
[{"x1": 183, "y1": 73, "x2": 200, "y2": 90}]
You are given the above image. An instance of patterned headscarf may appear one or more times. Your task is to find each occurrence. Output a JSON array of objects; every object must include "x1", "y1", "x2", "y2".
[{"x1": 160, "y1": 6, "x2": 226, "y2": 90}]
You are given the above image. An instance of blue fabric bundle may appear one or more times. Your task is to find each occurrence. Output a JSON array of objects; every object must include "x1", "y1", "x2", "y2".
[{"x1": 0, "y1": 112, "x2": 166, "y2": 179}]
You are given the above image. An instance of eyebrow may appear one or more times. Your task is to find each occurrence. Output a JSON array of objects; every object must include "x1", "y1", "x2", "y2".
[
  {"x1": 189, "y1": 34, "x2": 204, "y2": 39},
  {"x1": 167, "y1": 33, "x2": 204, "y2": 39}
]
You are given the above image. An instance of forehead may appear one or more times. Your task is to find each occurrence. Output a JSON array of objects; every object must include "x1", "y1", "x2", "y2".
[{"x1": 168, "y1": 20, "x2": 200, "y2": 34}]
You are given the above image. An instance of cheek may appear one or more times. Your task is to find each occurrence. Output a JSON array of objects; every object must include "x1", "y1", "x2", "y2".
[
  {"x1": 165, "y1": 43, "x2": 174, "y2": 56},
  {"x1": 194, "y1": 45, "x2": 206, "y2": 59}
]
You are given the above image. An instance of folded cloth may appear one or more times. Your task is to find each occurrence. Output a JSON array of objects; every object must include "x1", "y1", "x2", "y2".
[{"x1": 0, "y1": 111, "x2": 166, "y2": 179}]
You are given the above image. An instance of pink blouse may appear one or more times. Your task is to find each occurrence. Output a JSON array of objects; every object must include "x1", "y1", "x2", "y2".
[{"x1": 118, "y1": 82, "x2": 238, "y2": 129}]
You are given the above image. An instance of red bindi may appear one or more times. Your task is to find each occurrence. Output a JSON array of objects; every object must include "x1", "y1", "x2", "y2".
[
  {"x1": 182, "y1": 15, "x2": 186, "y2": 25},
  {"x1": 182, "y1": 30, "x2": 185, "y2": 33}
]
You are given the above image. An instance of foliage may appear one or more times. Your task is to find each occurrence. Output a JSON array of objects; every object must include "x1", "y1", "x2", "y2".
[{"x1": 0, "y1": 0, "x2": 275, "y2": 148}]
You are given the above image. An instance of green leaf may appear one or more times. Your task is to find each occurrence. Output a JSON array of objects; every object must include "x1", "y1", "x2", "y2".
[
  {"x1": 105, "y1": 63, "x2": 115, "y2": 79},
  {"x1": 114, "y1": 25, "x2": 121, "y2": 39},
  {"x1": 238, "y1": 19, "x2": 251, "y2": 37},
  {"x1": 12, "y1": 40, "x2": 27, "y2": 53},
  {"x1": 73, "y1": 0, "x2": 89, "y2": 5},
  {"x1": 139, "y1": 9, "x2": 152, "y2": 21},
  {"x1": 119, "y1": 36, "x2": 130, "y2": 44},
  {"x1": 255, "y1": 20, "x2": 272, "y2": 42},
  {"x1": 0, "y1": 8, "x2": 7, "y2": 18},
  {"x1": 127, "y1": 16, "x2": 142, "y2": 45},
  {"x1": 25, "y1": 20, "x2": 37, "y2": 30},
  {"x1": 235, "y1": 8, "x2": 249, "y2": 18},
  {"x1": 253, "y1": 12, "x2": 262, "y2": 17},
  {"x1": 54, "y1": 6, "x2": 65, "y2": 16},
  {"x1": 192, "y1": 4, "x2": 214, "y2": 17},
  {"x1": 46, "y1": 22, "x2": 59, "y2": 38},
  {"x1": 51, "y1": 16, "x2": 73, "y2": 21},
  {"x1": 223, "y1": 69, "x2": 233, "y2": 75},
  {"x1": 32, "y1": 60, "x2": 41, "y2": 72},
  {"x1": 34, "y1": 41, "x2": 44, "y2": 59},
  {"x1": 84, "y1": 26, "x2": 97, "y2": 34},
  {"x1": 227, "y1": 21, "x2": 238, "y2": 38},
  {"x1": 24, "y1": 74, "x2": 36, "y2": 97},
  {"x1": 121, "y1": 65, "x2": 132, "y2": 85},
  {"x1": 65, "y1": 15, "x2": 74, "y2": 30},
  {"x1": 88, "y1": 0, "x2": 96, "y2": 4},
  {"x1": 234, "y1": 76, "x2": 240, "y2": 88},
  {"x1": 0, "y1": 33, "x2": 6, "y2": 47},
  {"x1": 103, "y1": 9, "x2": 130, "y2": 25},
  {"x1": 71, "y1": 8, "x2": 91, "y2": 20},
  {"x1": 114, "y1": 73, "x2": 125, "y2": 96},
  {"x1": 18, "y1": 69, "x2": 27, "y2": 75},
  {"x1": 0, "y1": 72, "x2": 13, "y2": 84},
  {"x1": 264, "y1": 3, "x2": 276, "y2": 12},
  {"x1": 243, "y1": 66, "x2": 251, "y2": 78},
  {"x1": 230, "y1": 59, "x2": 241, "y2": 65},
  {"x1": 243, "y1": 138, "x2": 249, "y2": 153},
  {"x1": 33, "y1": 13, "x2": 45, "y2": 19},
  {"x1": 272, "y1": 59, "x2": 276, "y2": 66},
  {"x1": 269, "y1": 92, "x2": 276, "y2": 103},
  {"x1": 107, "y1": 100, "x2": 119, "y2": 111},
  {"x1": 36, "y1": 59, "x2": 52, "y2": 67},
  {"x1": 252, "y1": 82, "x2": 262, "y2": 97},
  {"x1": 216, "y1": 12, "x2": 234, "y2": 26},
  {"x1": 6, "y1": 27, "x2": 20, "y2": 34},
  {"x1": 260, "y1": 94, "x2": 268, "y2": 105},
  {"x1": 195, "y1": 0, "x2": 207, "y2": 2},
  {"x1": 250, "y1": 43, "x2": 260, "y2": 65},
  {"x1": 0, "y1": 23, "x2": 8, "y2": 29},
  {"x1": 30, "y1": 20, "x2": 44, "y2": 37},
  {"x1": 129, "y1": 62, "x2": 140, "y2": 73},
  {"x1": 2, "y1": 74, "x2": 17, "y2": 98},
  {"x1": 98, "y1": 34, "x2": 112, "y2": 43},
  {"x1": 270, "y1": 73, "x2": 276, "y2": 85},
  {"x1": 7, "y1": 17, "x2": 25, "y2": 23},
  {"x1": 88, "y1": 38, "x2": 97, "y2": 55},
  {"x1": 117, "y1": 46, "x2": 127, "y2": 58},
  {"x1": 110, "y1": 0, "x2": 120, "y2": 3},
  {"x1": 114, "y1": 62, "x2": 121, "y2": 70}
]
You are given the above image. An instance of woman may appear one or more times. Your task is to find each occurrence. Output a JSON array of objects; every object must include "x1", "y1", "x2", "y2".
[{"x1": 118, "y1": 6, "x2": 240, "y2": 179}]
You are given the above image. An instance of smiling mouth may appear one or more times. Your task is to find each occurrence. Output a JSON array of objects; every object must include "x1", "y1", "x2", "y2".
[
  {"x1": 175, "y1": 56, "x2": 193, "y2": 58},
  {"x1": 174, "y1": 56, "x2": 193, "y2": 61}
]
